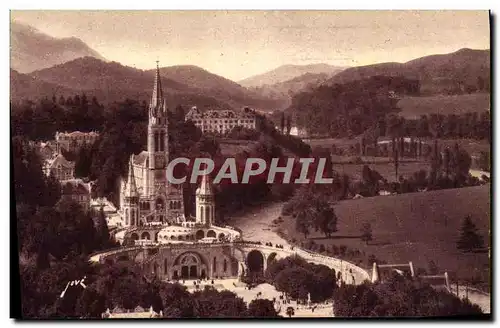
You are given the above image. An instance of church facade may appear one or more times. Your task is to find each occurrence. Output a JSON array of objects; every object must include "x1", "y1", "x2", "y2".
[{"x1": 119, "y1": 64, "x2": 185, "y2": 226}]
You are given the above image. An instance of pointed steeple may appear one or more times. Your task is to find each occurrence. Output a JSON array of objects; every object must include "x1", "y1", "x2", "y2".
[
  {"x1": 197, "y1": 174, "x2": 213, "y2": 196},
  {"x1": 124, "y1": 155, "x2": 138, "y2": 198},
  {"x1": 150, "y1": 61, "x2": 165, "y2": 113}
]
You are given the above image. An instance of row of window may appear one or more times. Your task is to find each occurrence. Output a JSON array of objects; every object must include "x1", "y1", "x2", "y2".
[
  {"x1": 57, "y1": 135, "x2": 98, "y2": 141},
  {"x1": 193, "y1": 119, "x2": 254, "y2": 124}
]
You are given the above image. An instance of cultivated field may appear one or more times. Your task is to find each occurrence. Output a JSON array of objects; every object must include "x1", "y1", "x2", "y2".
[
  {"x1": 397, "y1": 93, "x2": 490, "y2": 119},
  {"x1": 279, "y1": 185, "x2": 491, "y2": 290}
]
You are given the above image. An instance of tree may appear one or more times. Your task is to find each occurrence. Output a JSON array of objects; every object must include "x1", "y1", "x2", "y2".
[
  {"x1": 173, "y1": 105, "x2": 186, "y2": 122},
  {"x1": 158, "y1": 282, "x2": 193, "y2": 317},
  {"x1": 247, "y1": 299, "x2": 279, "y2": 317},
  {"x1": 428, "y1": 260, "x2": 439, "y2": 275},
  {"x1": 286, "y1": 116, "x2": 292, "y2": 135},
  {"x1": 75, "y1": 287, "x2": 106, "y2": 318},
  {"x1": 280, "y1": 111, "x2": 285, "y2": 134},
  {"x1": 360, "y1": 222, "x2": 373, "y2": 245},
  {"x1": 96, "y1": 206, "x2": 111, "y2": 249},
  {"x1": 317, "y1": 207, "x2": 337, "y2": 238},
  {"x1": 457, "y1": 216, "x2": 484, "y2": 252},
  {"x1": 286, "y1": 306, "x2": 295, "y2": 318},
  {"x1": 295, "y1": 209, "x2": 311, "y2": 239},
  {"x1": 393, "y1": 147, "x2": 399, "y2": 181},
  {"x1": 191, "y1": 286, "x2": 247, "y2": 318},
  {"x1": 478, "y1": 151, "x2": 490, "y2": 172}
]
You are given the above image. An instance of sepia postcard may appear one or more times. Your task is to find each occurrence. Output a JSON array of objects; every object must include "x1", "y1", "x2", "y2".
[{"x1": 10, "y1": 10, "x2": 491, "y2": 320}]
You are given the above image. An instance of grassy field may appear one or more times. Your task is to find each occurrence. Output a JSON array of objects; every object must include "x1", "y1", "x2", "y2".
[
  {"x1": 397, "y1": 93, "x2": 490, "y2": 119},
  {"x1": 278, "y1": 185, "x2": 491, "y2": 289}
]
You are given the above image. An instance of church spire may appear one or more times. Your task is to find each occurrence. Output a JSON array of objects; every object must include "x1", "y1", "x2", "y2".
[
  {"x1": 124, "y1": 156, "x2": 138, "y2": 198},
  {"x1": 197, "y1": 174, "x2": 213, "y2": 196},
  {"x1": 150, "y1": 61, "x2": 164, "y2": 112}
]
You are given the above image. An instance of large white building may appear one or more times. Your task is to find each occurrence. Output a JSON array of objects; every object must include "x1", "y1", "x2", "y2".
[
  {"x1": 55, "y1": 131, "x2": 99, "y2": 153},
  {"x1": 185, "y1": 106, "x2": 257, "y2": 134}
]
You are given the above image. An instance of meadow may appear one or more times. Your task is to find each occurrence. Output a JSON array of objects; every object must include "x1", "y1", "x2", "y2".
[{"x1": 278, "y1": 185, "x2": 491, "y2": 290}]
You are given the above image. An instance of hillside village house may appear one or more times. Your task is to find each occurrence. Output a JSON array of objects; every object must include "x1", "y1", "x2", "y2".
[
  {"x1": 45, "y1": 153, "x2": 75, "y2": 181},
  {"x1": 185, "y1": 106, "x2": 257, "y2": 134},
  {"x1": 37, "y1": 141, "x2": 58, "y2": 161},
  {"x1": 55, "y1": 131, "x2": 99, "y2": 153},
  {"x1": 59, "y1": 179, "x2": 91, "y2": 213}
]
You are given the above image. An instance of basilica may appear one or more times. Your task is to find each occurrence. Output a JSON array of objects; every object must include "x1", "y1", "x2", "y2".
[
  {"x1": 117, "y1": 63, "x2": 241, "y2": 247},
  {"x1": 119, "y1": 63, "x2": 185, "y2": 226},
  {"x1": 96, "y1": 65, "x2": 368, "y2": 284}
]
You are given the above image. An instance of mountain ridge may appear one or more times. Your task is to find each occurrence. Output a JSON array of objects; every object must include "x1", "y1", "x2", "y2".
[
  {"x1": 239, "y1": 63, "x2": 346, "y2": 88},
  {"x1": 13, "y1": 56, "x2": 281, "y2": 111},
  {"x1": 327, "y1": 48, "x2": 490, "y2": 95},
  {"x1": 10, "y1": 21, "x2": 106, "y2": 73}
]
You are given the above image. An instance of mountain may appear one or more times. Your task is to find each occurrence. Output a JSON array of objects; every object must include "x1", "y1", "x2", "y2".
[
  {"x1": 10, "y1": 69, "x2": 77, "y2": 103},
  {"x1": 152, "y1": 65, "x2": 282, "y2": 110},
  {"x1": 239, "y1": 63, "x2": 346, "y2": 88},
  {"x1": 10, "y1": 21, "x2": 106, "y2": 74},
  {"x1": 17, "y1": 57, "x2": 281, "y2": 111},
  {"x1": 327, "y1": 48, "x2": 490, "y2": 95},
  {"x1": 247, "y1": 72, "x2": 332, "y2": 109}
]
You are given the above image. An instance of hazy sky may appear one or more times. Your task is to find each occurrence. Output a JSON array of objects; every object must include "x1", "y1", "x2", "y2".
[{"x1": 11, "y1": 10, "x2": 490, "y2": 81}]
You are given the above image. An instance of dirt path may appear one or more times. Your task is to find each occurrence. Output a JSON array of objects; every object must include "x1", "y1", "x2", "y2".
[{"x1": 452, "y1": 286, "x2": 491, "y2": 314}]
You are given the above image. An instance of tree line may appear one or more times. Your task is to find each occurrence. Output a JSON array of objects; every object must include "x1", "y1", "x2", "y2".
[
  {"x1": 11, "y1": 94, "x2": 106, "y2": 141},
  {"x1": 289, "y1": 76, "x2": 417, "y2": 137},
  {"x1": 20, "y1": 259, "x2": 279, "y2": 318},
  {"x1": 333, "y1": 272, "x2": 483, "y2": 317},
  {"x1": 286, "y1": 74, "x2": 490, "y2": 142}
]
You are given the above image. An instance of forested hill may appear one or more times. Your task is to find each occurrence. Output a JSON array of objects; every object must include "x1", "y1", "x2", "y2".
[
  {"x1": 327, "y1": 48, "x2": 490, "y2": 96},
  {"x1": 288, "y1": 76, "x2": 420, "y2": 138},
  {"x1": 12, "y1": 56, "x2": 282, "y2": 111}
]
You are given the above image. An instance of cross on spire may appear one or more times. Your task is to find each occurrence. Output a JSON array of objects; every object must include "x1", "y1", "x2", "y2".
[{"x1": 150, "y1": 60, "x2": 164, "y2": 111}]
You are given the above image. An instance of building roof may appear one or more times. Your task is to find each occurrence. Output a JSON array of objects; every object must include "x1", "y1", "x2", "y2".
[
  {"x1": 49, "y1": 154, "x2": 75, "y2": 169},
  {"x1": 56, "y1": 131, "x2": 99, "y2": 138},
  {"x1": 133, "y1": 151, "x2": 149, "y2": 166},
  {"x1": 185, "y1": 107, "x2": 256, "y2": 120}
]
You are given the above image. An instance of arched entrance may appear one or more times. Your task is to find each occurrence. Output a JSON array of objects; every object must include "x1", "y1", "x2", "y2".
[
  {"x1": 181, "y1": 254, "x2": 198, "y2": 279},
  {"x1": 207, "y1": 230, "x2": 216, "y2": 238},
  {"x1": 196, "y1": 230, "x2": 205, "y2": 240},
  {"x1": 174, "y1": 252, "x2": 207, "y2": 280},
  {"x1": 247, "y1": 250, "x2": 264, "y2": 274},
  {"x1": 141, "y1": 232, "x2": 151, "y2": 240},
  {"x1": 131, "y1": 233, "x2": 139, "y2": 240}
]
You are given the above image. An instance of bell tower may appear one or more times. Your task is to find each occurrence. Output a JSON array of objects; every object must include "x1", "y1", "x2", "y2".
[
  {"x1": 146, "y1": 61, "x2": 184, "y2": 223},
  {"x1": 147, "y1": 62, "x2": 169, "y2": 222},
  {"x1": 196, "y1": 174, "x2": 215, "y2": 227}
]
